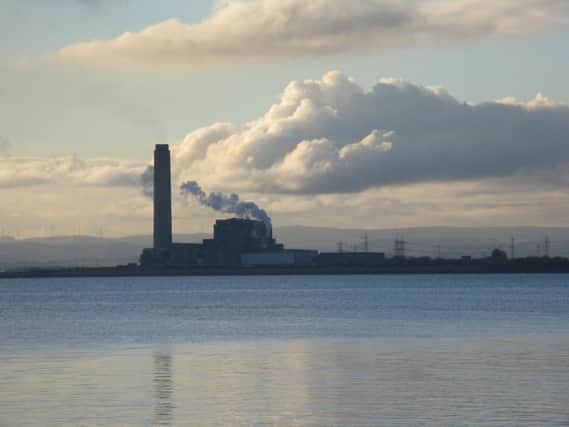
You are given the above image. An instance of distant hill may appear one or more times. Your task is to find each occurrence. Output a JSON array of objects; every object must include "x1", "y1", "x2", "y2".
[
  {"x1": 1, "y1": 226, "x2": 568, "y2": 270},
  {"x1": 0, "y1": 233, "x2": 207, "y2": 270}
]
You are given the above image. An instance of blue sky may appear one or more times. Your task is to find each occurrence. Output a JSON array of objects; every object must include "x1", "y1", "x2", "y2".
[
  {"x1": 0, "y1": 0, "x2": 215, "y2": 56},
  {"x1": 1, "y1": 0, "x2": 568, "y2": 159}
]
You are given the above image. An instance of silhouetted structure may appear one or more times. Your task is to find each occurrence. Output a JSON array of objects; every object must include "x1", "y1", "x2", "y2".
[
  {"x1": 139, "y1": 145, "x2": 314, "y2": 267},
  {"x1": 202, "y1": 218, "x2": 282, "y2": 266},
  {"x1": 510, "y1": 237, "x2": 516, "y2": 259},
  {"x1": 393, "y1": 238, "x2": 407, "y2": 258},
  {"x1": 153, "y1": 144, "x2": 173, "y2": 259},
  {"x1": 168, "y1": 243, "x2": 203, "y2": 266},
  {"x1": 142, "y1": 217, "x2": 309, "y2": 267},
  {"x1": 317, "y1": 252, "x2": 385, "y2": 266},
  {"x1": 362, "y1": 233, "x2": 369, "y2": 252},
  {"x1": 491, "y1": 248, "x2": 508, "y2": 263},
  {"x1": 241, "y1": 249, "x2": 317, "y2": 267}
]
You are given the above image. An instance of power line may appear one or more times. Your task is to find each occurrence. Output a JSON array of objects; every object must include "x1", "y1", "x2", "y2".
[
  {"x1": 510, "y1": 236, "x2": 515, "y2": 260},
  {"x1": 362, "y1": 233, "x2": 369, "y2": 252},
  {"x1": 393, "y1": 238, "x2": 407, "y2": 258}
]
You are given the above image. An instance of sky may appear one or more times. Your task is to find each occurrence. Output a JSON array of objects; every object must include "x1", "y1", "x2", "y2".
[{"x1": 1, "y1": 0, "x2": 569, "y2": 238}]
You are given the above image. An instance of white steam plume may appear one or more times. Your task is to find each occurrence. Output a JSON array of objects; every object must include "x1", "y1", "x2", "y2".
[{"x1": 180, "y1": 180, "x2": 272, "y2": 229}]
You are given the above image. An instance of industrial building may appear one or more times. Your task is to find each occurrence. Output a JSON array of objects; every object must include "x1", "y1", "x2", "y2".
[
  {"x1": 140, "y1": 144, "x2": 318, "y2": 268},
  {"x1": 316, "y1": 252, "x2": 385, "y2": 266},
  {"x1": 241, "y1": 250, "x2": 318, "y2": 267},
  {"x1": 203, "y1": 218, "x2": 282, "y2": 266}
]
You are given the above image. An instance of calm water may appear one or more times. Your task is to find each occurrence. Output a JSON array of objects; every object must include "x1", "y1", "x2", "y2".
[{"x1": 1, "y1": 274, "x2": 568, "y2": 426}]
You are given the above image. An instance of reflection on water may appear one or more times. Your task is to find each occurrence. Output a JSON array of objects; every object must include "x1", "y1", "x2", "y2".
[
  {"x1": 1, "y1": 337, "x2": 569, "y2": 426},
  {"x1": 153, "y1": 353, "x2": 174, "y2": 426}
]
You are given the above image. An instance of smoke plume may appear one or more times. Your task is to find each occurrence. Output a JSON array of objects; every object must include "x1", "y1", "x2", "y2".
[
  {"x1": 180, "y1": 180, "x2": 272, "y2": 228},
  {"x1": 140, "y1": 165, "x2": 154, "y2": 198}
]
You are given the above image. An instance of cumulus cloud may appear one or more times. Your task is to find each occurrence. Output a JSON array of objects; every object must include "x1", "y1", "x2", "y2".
[
  {"x1": 50, "y1": 0, "x2": 569, "y2": 67},
  {"x1": 4, "y1": 67, "x2": 569, "y2": 236},
  {"x1": 171, "y1": 71, "x2": 569, "y2": 194},
  {"x1": 4, "y1": 72, "x2": 569, "y2": 198}
]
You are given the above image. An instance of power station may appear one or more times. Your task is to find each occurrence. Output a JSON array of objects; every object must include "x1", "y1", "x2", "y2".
[
  {"x1": 140, "y1": 144, "x2": 325, "y2": 267},
  {"x1": 11, "y1": 146, "x2": 565, "y2": 277}
]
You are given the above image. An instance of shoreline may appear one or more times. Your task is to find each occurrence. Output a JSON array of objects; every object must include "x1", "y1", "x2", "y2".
[{"x1": 2, "y1": 262, "x2": 569, "y2": 279}]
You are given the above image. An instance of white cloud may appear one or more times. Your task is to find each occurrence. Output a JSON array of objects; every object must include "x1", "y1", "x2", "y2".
[
  {"x1": 4, "y1": 71, "x2": 569, "y2": 197},
  {"x1": 50, "y1": 0, "x2": 569, "y2": 67},
  {"x1": 0, "y1": 155, "x2": 146, "y2": 189},
  {"x1": 4, "y1": 71, "x2": 569, "y2": 235},
  {"x1": 0, "y1": 185, "x2": 153, "y2": 239},
  {"x1": 496, "y1": 93, "x2": 566, "y2": 110},
  {"x1": 170, "y1": 71, "x2": 569, "y2": 194}
]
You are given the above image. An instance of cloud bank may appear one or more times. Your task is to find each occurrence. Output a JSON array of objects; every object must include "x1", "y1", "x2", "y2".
[
  {"x1": 50, "y1": 0, "x2": 569, "y2": 67},
  {"x1": 3, "y1": 72, "x2": 569, "y2": 235},
  {"x1": 0, "y1": 155, "x2": 146, "y2": 189},
  {"x1": 4, "y1": 72, "x2": 569, "y2": 198},
  {"x1": 172, "y1": 71, "x2": 569, "y2": 194}
]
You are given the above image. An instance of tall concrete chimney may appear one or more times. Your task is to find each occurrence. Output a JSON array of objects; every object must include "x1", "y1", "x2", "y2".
[{"x1": 153, "y1": 144, "x2": 173, "y2": 253}]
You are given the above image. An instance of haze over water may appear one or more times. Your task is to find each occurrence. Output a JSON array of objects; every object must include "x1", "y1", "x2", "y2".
[{"x1": 1, "y1": 274, "x2": 568, "y2": 426}]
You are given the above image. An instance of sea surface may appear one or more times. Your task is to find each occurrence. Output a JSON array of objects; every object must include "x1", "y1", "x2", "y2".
[{"x1": 1, "y1": 274, "x2": 568, "y2": 426}]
